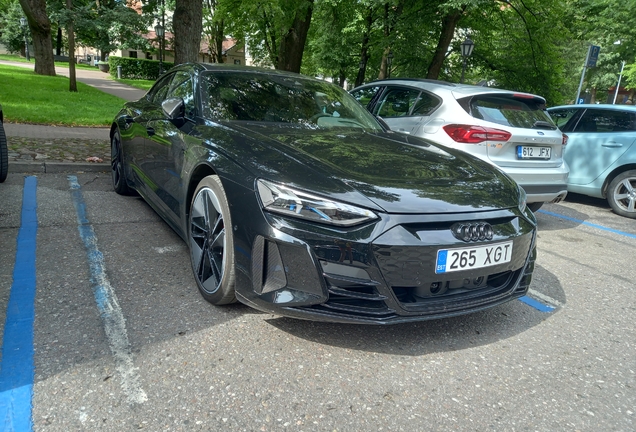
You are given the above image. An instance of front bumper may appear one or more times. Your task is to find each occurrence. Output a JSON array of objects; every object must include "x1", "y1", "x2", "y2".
[{"x1": 232, "y1": 197, "x2": 537, "y2": 324}]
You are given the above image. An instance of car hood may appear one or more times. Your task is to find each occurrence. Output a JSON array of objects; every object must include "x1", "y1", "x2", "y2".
[{"x1": 198, "y1": 122, "x2": 519, "y2": 214}]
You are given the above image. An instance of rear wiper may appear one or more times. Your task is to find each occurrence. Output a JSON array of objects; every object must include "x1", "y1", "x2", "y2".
[{"x1": 533, "y1": 120, "x2": 557, "y2": 130}]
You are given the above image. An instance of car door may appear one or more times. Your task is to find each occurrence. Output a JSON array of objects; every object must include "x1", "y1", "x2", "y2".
[
  {"x1": 145, "y1": 71, "x2": 197, "y2": 220},
  {"x1": 369, "y1": 87, "x2": 440, "y2": 135},
  {"x1": 562, "y1": 108, "x2": 636, "y2": 185},
  {"x1": 127, "y1": 73, "x2": 174, "y2": 191},
  {"x1": 370, "y1": 87, "x2": 420, "y2": 134}
]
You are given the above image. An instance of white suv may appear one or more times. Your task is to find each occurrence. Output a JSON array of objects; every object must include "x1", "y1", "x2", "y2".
[{"x1": 351, "y1": 79, "x2": 569, "y2": 211}]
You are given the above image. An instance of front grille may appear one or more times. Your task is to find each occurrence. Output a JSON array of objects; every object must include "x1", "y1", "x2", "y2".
[
  {"x1": 371, "y1": 217, "x2": 535, "y2": 315},
  {"x1": 292, "y1": 214, "x2": 536, "y2": 322}
]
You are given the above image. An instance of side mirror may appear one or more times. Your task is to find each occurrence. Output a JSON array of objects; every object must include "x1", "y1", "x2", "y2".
[{"x1": 162, "y1": 97, "x2": 185, "y2": 120}]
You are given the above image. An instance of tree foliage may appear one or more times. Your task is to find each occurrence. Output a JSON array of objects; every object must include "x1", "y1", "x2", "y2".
[
  {"x1": 0, "y1": 0, "x2": 28, "y2": 54},
  {"x1": 2, "y1": 0, "x2": 635, "y2": 104},
  {"x1": 49, "y1": 0, "x2": 152, "y2": 61}
]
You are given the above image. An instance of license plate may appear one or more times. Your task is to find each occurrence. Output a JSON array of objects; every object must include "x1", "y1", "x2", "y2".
[
  {"x1": 517, "y1": 145, "x2": 551, "y2": 160},
  {"x1": 435, "y1": 241, "x2": 513, "y2": 274}
]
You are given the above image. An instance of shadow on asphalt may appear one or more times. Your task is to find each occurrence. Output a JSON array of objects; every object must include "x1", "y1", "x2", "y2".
[
  {"x1": 265, "y1": 264, "x2": 564, "y2": 356},
  {"x1": 564, "y1": 192, "x2": 610, "y2": 210}
]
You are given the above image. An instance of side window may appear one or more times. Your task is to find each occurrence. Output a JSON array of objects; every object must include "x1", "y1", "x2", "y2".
[
  {"x1": 574, "y1": 109, "x2": 636, "y2": 133},
  {"x1": 411, "y1": 91, "x2": 440, "y2": 116},
  {"x1": 148, "y1": 74, "x2": 173, "y2": 104},
  {"x1": 168, "y1": 71, "x2": 196, "y2": 119},
  {"x1": 548, "y1": 108, "x2": 577, "y2": 130},
  {"x1": 375, "y1": 88, "x2": 420, "y2": 118},
  {"x1": 350, "y1": 86, "x2": 382, "y2": 108}
]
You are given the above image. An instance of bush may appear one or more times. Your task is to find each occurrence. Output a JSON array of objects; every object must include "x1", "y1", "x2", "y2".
[{"x1": 108, "y1": 56, "x2": 174, "y2": 80}]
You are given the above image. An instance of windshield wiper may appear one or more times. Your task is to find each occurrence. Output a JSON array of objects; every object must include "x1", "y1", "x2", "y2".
[{"x1": 532, "y1": 120, "x2": 556, "y2": 130}]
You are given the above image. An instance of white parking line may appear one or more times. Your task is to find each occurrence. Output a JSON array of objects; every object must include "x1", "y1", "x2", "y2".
[
  {"x1": 528, "y1": 288, "x2": 564, "y2": 308},
  {"x1": 68, "y1": 176, "x2": 147, "y2": 405},
  {"x1": 153, "y1": 245, "x2": 185, "y2": 254}
]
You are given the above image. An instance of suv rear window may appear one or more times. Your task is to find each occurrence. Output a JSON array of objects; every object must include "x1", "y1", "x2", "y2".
[{"x1": 461, "y1": 95, "x2": 556, "y2": 130}]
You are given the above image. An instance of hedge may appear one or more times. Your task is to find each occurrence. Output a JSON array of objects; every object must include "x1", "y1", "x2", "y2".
[{"x1": 108, "y1": 56, "x2": 174, "y2": 80}]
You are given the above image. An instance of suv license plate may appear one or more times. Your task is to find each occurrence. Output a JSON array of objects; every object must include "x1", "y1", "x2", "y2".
[
  {"x1": 435, "y1": 242, "x2": 513, "y2": 274},
  {"x1": 517, "y1": 145, "x2": 551, "y2": 160}
]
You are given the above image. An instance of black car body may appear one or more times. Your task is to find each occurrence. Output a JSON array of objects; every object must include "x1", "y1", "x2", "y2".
[{"x1": 110, "y1": 63, "x2": 537, "y2": 324}]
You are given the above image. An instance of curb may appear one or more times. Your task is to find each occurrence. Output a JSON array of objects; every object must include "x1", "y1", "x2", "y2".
[{"x1": 9, "y1": 161, "x2": 110, "y2": 174}]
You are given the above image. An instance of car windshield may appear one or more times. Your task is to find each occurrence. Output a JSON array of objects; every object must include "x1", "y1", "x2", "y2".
[
  {"x1": 463, "y1": 94, "x2": 557, "y2": 130},
  {"x1": 201, "y1": 71, "x2": 382, "y2": 131}
]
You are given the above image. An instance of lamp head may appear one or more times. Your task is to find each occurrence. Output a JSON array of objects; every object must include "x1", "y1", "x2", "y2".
[{"x1": 461, "y1": 38, "x2": 475, "y2": 57}]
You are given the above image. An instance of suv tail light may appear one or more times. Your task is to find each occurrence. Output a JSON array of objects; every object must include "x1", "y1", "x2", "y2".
[
  {"x1": 562, "y1": 134, "x2": 568, "y2": 146},
  {"x1": 443, "y1": 124, "x2": 512, "y2": 144}
]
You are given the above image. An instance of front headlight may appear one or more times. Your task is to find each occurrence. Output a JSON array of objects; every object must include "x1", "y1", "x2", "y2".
[
  {"x1": 518, "y1": 185, "x2": 527, "y2": 213},
  {"x1": 257, "y1": 179, "x2": 378, "y2": 227}
]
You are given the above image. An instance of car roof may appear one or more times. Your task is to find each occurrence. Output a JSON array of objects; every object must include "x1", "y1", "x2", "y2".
[
  {"x1": 548, "y1": 104, "x2": 636, "y2": 112},
  {"x1": 357, "y1": 78, "x2": 545, "y2": 101},
  {"x1": 180, "y1": 62, "x2": 315, "y2": 79}
]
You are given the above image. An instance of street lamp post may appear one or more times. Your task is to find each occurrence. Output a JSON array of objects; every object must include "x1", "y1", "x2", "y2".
[
  {"x1": 386, "y1": 50, "x2": 394, "y2": 78},
  {"x1": 155, "y1": 24, "x2": 164, "y2": 74},
  {"x1": 460, "y1": 38, "x2": 475, "y2": 84},
  {"x1": 20, "y1": 17, "x2": 30, "y2": 62}
]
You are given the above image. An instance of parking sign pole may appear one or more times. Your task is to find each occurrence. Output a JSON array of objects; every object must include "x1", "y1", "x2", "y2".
[
  {"x1": 576, "y1": 45, "x2": 601, "y2": 104},
  {"x1": 575, "y1": 47, "x2": 591, "y2": 104}
]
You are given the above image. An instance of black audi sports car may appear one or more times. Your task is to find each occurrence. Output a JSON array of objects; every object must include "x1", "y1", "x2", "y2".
[{"x1": 110, "y1": 63, "x2": 537, "y2": 324}]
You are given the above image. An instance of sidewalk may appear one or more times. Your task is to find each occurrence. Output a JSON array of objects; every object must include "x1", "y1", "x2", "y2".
[{"x1": 1, "y1": 59, "x2": 146, "y2": 174}]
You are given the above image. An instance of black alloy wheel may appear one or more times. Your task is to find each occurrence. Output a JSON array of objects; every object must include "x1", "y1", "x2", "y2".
[
  {"x1": 607, "y1": 170, "x2": 636, "y2": 219},
  {"x1": 0, "y1": 121, "x2": 8, "y2": 183},
  {"x1": 189, "y1": 175, "x2": 236, "y2": 305},
  {"x1": 111, "y1": 129, "x2": 133, "y2": 195}
]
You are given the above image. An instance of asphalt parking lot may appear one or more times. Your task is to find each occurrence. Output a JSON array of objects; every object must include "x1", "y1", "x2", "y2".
[{"x1": 1, "y1": 172, "x2": 635, "y2": 431}]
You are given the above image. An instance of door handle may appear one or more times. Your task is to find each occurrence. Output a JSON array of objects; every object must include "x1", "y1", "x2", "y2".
[
  {"x1": 602, "y1": 141, "x2": 623, "y2": 148},
  {"x1": 146, "y1": 127, "x2": 155, "y2": 137}
]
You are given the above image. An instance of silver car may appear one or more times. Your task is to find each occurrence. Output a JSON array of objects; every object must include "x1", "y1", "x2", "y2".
[{"x1": 351, "y1": 80, "x2": 569, "y2": 211}]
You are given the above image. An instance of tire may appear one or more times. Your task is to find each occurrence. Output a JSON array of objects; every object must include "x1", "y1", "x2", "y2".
[
  {"x1": 0, "y1": 121, "x2": 8, "y2": 183},
  {"x1": 111, "y1": 128, "x2": 134, "y2": 195},
  {"x1": 189, "y1": 175, "x2": 237, "y2": 305},
  {"x1": 527, "y1": 202, "x2": 544, "y2": 213},
  {"x1": 607, "y1": 170, "x2": 636, "y2": 219}
]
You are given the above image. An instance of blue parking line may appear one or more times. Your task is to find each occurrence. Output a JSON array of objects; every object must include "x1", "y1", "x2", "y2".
[
  {"x1": 539, "y1": 209, "x2": 636, "y2": 239},
  {"x1": 0, "y1": 176, "x2": 38, "y2": 432},
  {"x1": 519, "y1": 295, "x2": 555, "y2": 312}
]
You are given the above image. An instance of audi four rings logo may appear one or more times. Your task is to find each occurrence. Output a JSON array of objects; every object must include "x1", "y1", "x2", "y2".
[{"x1": 451, "y1": 222, "x2": 494, "y2": 242}]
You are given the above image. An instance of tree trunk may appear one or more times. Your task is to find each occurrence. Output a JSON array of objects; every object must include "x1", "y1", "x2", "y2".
[
  {"x1": 354, "y1": 8, "x2": 374, "y2": 87},
  {"x1": 19, "y1": 0, "x2": 56, "y2": 75},
  {"x1": 67, "y1": 0, "x2": 77, "y2": 92},
  {"x1": 426, "y1": 9, "x2": 463, "y2": 80},
  {"x1": 213, "y1": 20, "x2": 224, "y2": 63},
  {"x1": 276, "y1": 0, "x2": 314, "y2": 73},
  {"x1": 173, "y1": 0, "x2": 204, "y2": 65},
  {"x1": 338, "y1": 69, "x2": 346, "y2": 88},
  {"x1": 56, "y1": 25, "x2": 62, "y2": 56}
]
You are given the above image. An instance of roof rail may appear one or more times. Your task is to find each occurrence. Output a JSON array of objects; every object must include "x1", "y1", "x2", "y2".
[{"x1": 367, "y1": 78, "x2": 457, "y2": 87}]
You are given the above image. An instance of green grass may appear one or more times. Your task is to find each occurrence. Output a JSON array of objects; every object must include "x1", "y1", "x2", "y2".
[
  {"x1": 0, "y1": 64, "x2": 125, "y2": 126},
  {"x1": 0, "y1": 53, "x2": 111, "y2": 71},
  {"x1": 114, "y1": 78, "x2": 155, "y2": 91}
]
